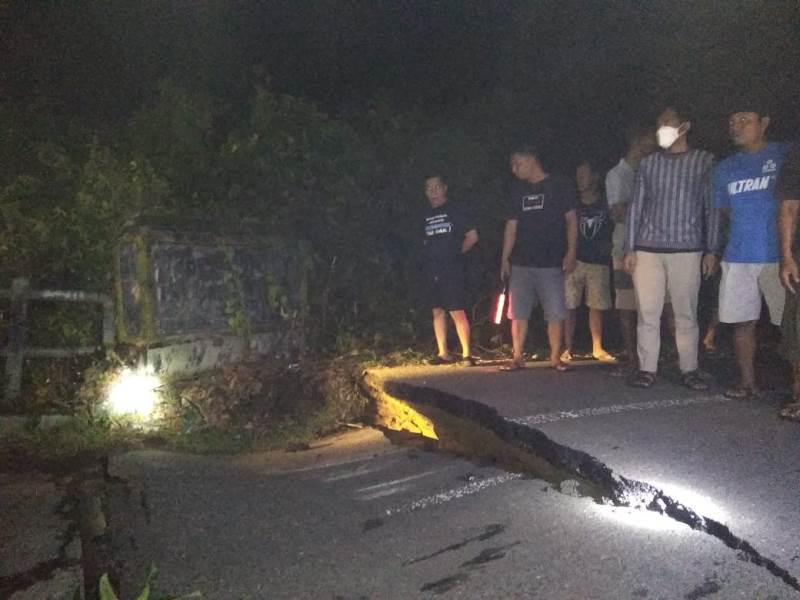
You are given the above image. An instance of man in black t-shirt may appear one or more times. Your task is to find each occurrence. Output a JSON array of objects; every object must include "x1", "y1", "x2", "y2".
[
  {"x1": 563, "y1": 159, "x2": 614, "y2": 363},
  {"x1": 777, "y1": 144, "x2": 800, "y2": 421},
  {"x1": 499, "y1": 144, "x2": 578, "y2": 372},
  {"x1": 422, "y1": 175, "x2": 478, "y2": 365}
]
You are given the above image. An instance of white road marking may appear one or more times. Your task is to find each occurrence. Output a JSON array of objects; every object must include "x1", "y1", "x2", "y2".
[
  {"x1": 356, "y1": 469, "x2": 440, "y2": 493},
  {"x1": 324, "y1": 464, "x2": 390, "y2": 482},
  {"x1": 510, "y1": 394, "x2": 733, "y2": 426},
  {"x1": 384, "y1": 473, "x2": 522, "y2": 516},
  {"x1": 359, "y1": 484, "x2": 412, "y2": 500}
]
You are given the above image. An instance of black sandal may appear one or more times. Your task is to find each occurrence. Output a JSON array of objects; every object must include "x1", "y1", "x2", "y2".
[
  {"x1": 426, "y1": 355, "x2": 454, "y2": 366},
  {"x1": 628, "y1": 371, "x2": 656, "y2": 388},
  {"x1": 682, "y1": 370, "x2": 709, "y2": 391}
]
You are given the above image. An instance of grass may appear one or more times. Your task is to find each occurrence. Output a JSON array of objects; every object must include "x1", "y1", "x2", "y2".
[{"x1": 0, "y1": 357, "x2": 375, "y2": 471}]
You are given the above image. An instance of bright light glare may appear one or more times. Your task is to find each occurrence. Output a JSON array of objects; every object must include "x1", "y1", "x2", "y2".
[
  {"x1": 596, "y1": 480, "x2": 728, "y2": 533},
  {"x1": 106, "y1": 367, "x2": 161, "y2": 419},
  {"x1": 650, "y1": 481, "x2": 728, "y2": 524},
  {"x1": 593, "y1": 505, "x2": 686, "y2": 533},
  {"x1": 493, "y1": 292, "x2": 507, "y2": 324}
]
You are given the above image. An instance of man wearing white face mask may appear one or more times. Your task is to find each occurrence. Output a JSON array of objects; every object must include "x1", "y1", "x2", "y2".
[{"x1": 623, "y1": 104, "x2": 721, "y2": 389}]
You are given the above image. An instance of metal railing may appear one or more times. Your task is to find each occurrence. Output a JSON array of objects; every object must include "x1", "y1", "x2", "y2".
[{"x1": 0, "y1": 277, "x2": 114, "y2": 406}]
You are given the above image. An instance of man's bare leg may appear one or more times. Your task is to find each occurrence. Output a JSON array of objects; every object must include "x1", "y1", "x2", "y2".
[
  {"x1": 432, "y1": 308, "x2": 451, "y2": 359},
  {"x1": 589, "y1": 308, "x2": 613, "y2": 360},
  {"x1": 548, "y1": 320, "x2": 564, "y2": 366},
  {"x1": 562, "y1": 308, "x2": 577, "y2": 360},
  {"x1": 511, "y1": 318, "x2": 529, "y2": 365},
  {"x1": 703, "y1": 309, "x2": 720, "y2": 352},
  {"x1": 732, "y1": 321, "x2": 757, "y2": 390},
  {"x1": 449, "y1": 310, "x2": 471, "y2": 357},
  {"x1": 724, "y1": 320, "x2": 758, "y2": 397}
]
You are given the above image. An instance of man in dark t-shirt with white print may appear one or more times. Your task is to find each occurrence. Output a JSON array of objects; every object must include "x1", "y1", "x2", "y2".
[
  {"x1": 500, "y1": 144, "x2": 578, "y2": 372},
  {"x1": 422, "y1": 175, "x2": 478, "y2": 365}
]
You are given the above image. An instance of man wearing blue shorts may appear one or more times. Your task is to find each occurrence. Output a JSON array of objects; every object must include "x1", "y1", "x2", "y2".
[
  {"x1": 714, "y1": 99, "x2": 789, "y2": 397},
  {"x1": 500, "y1": 143, "x2": 578, "y2": 371}
]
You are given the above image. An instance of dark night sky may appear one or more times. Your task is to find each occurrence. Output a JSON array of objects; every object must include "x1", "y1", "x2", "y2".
[{"x1": 2, "y1": 1, "x2": 799, "y2": 161}]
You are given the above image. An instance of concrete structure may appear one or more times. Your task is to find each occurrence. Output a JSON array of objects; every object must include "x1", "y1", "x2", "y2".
[{"x1": 115, "y1": 218, "x2": 309, "y2": 377}]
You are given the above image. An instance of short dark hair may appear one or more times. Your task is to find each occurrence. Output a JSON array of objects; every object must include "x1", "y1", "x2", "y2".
[
  {"x1": 727, "y1": 94, "x2": 771, "y2": 119},
  {"x1": 660, "y1": 100, "x2": 695, "y2": 124},
  {"x1": 510, "y1": 142, "x2": 541, "y2": 160},
  {"x1": 576, "y1": 157, "x2": 601, "y2": 174},
  {"x1": 424, "y1": 173, "x2": 447, "y2": 186}
]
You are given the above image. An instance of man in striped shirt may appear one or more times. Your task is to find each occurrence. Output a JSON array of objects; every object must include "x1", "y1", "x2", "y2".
[{"x1": 623, "y1": 104, "x2": 721, "y2": 389}]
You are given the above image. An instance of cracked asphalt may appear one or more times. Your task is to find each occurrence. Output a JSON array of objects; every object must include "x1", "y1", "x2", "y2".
[{"x1": 102, "y1": 361, "x2": 800, "y2": 599}]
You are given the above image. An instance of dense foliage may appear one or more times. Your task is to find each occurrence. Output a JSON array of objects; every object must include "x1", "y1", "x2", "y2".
[
  {"x1": 0, "y1": 81, "x2": 516, "y2": 369},
  {"x1": 2, "y1": 1, "x2": 798, "y2": 411}
]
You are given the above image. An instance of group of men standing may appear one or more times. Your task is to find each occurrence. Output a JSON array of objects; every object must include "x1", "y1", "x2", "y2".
[{"x1": 420, "y1": 99, "x2": 800, "y2": 421}]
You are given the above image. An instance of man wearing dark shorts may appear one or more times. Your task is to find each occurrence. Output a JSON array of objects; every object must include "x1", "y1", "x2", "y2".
[
  {"x1": 422, "y1": 175, "x2": 478, "y2": 365},
  {"x1": 500, "y1": 144, "x2": 578, "y2": 372},
  {"x1": 777, "y1": 144, "x2": 800, "y2": 421}
]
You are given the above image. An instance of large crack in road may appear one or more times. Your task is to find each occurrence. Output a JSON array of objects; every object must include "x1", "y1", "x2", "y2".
[{"x1": 362, "y1": 373, "x2": 800, "y2": 595}]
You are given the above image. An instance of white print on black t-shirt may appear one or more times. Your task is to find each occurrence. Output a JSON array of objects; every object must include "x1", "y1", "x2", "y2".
[
  {"x1": 425, "y1": 213, "x2": 452, "y2": 236},
  {"x1": 522, "y1": 194, "x2": 545, "y2": 211},
  {"x1": 580, "y1": 212, "x2": 606, "y2": 240}
]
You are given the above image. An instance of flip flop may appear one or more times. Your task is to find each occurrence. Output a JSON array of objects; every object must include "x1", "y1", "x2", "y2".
[
  {"x1": 499, "y1": 361, "x2": 525, "y2": 372},
  {"x1": 592, "y1": 351, "x2": 616, "y2": 362},
  {"x1": 723, "y1": 384, "x2": 759, "y2": 399},
  {"x1": 553, "y1": 362, "x2": 573, "y2": 372},
  {"x1": 779, "y1": 401, "x2": 800, "y2": 422}
]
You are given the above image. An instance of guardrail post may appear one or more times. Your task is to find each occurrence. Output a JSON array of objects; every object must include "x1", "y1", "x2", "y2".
[
  {"x1": 101, "y1": 298, "x2": 115, "y2": 347},
  {"x1": 4, "y1": 277, "x2": 30, "y2": 406}
]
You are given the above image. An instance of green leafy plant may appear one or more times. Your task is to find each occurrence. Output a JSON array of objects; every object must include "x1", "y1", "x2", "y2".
[{"x1": 98, "y1": 567, "x2": 200, "y2": 600}]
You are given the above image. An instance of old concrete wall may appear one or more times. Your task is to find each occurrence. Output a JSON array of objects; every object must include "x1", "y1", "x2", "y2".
[{"x1": 115, "y1": 218, "x2": 309, "y2": 376}]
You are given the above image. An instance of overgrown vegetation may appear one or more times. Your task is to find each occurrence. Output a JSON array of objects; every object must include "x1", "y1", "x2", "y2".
[
  {"x1": 0, "y1": 356, "x2": 371, "y2": 470},
  {"x1": 3, "y1": 1, "x2": 797, "y2": 420}
]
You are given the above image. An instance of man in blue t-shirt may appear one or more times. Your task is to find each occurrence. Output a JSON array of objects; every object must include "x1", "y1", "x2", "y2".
[{"x1": 713, "y1": 99, "x2": 789, "y2": 398}]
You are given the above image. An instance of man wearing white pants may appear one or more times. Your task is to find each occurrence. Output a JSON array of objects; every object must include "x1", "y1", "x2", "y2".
[
  {"x1": 714, "y1": 99, "x2": 789, "y2": 397},
  {"x1": 623, "y1": 103, "x2": 720, "y2": 389}
]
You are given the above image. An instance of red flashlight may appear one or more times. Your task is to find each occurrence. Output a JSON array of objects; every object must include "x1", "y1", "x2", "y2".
[{"x1": 493, "y1": 279, "x2": 510, "y2": 325}]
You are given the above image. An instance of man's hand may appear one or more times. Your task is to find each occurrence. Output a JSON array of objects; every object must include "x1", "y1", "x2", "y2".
[
  {"x1": 701, "y1": 253, "x2": 718, "y2": 279},
  {"x1": 781, "y1": 255, "x2": 800, "y2": 294},
  {"x1": 623, "y1": 252, "x2": 636, "y2": 275},
  {"x1": 501, "y1": 257, "x2": 511, "y2": 281},
  {"x1": 562, "y1": 253, "x2": 577, "y2": 275}
]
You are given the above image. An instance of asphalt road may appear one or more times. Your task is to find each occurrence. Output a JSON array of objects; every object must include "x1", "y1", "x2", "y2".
[{"x1": 103, "y1": 361, "x2": 800, "y2": 599}]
